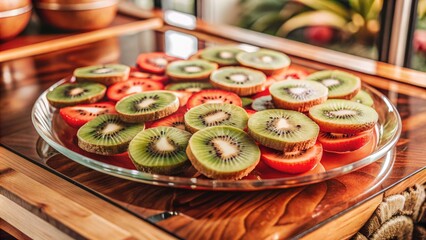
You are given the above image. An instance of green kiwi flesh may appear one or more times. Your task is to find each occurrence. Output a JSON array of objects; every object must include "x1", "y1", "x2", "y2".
[
  {"x1": 184, "y1": 103, "x2": 249, "y2": 133},
  {"x1": 209, "y1": 66, "x2": 266, "y2": 96},
  {"x1": 308, "y1": 99, "x2": 378, "y2": 134},
  {"x1": 116, "y1": 91, "x2": 179, "y2": 123},
  {"x1": 200, "y1": 46, "x2": 244, "y2": 66},
  {"x1": 128, "y1": 126, "x2": 192, "y2": 175},
  {"x1": 241, "y1": 97, "x2": 253, "y2": 108},
  {"x1": 166, "y1": 60, "x2": 218, "y2": 81},
  {"x1": 46, "y1": 82, "x2": 106, "y2": 108},
  {"x1": 74, "y1": 64, "x2": 130, "y2": 85},
  {"x1": 248, "y1": 109, "x2": 319, "y2": 151},
  {"x1": 187, "y1": 126, "x2": 260, "y2": 180},
  {"x1": 236, "y1": 49, "x2": 291, "y2": 75},
  {"x1": 269, "y1": 80, "x2": 328, "y2": 112},
  {"x1": 251, "y1": 96, "x2": 276, "y2": 111},
  {"x1": 306, "y1": 70, "x2": 361, "y2": 99},
  {"x1": 165, "y1": 81, "x2": 213, "y2": 93},
  {"x1": 77, "y1": 114, "x2": 145, "y2": 155},
  {"x1": 351, "y1": 90, "x2": 374, "y2": 107}
]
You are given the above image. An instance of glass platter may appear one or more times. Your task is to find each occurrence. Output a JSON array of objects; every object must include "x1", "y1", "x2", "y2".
[
  {"x1": 29, "y1": 29, "x2": 401, "y2": 190},
  {"x1": 32, "y1": 77, "x2": 401, "y2": 190}
]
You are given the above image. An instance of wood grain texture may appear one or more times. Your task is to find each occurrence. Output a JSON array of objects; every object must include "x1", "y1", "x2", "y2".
[
  {"x1": 0, "y1": 147, "x2": 176, "y2": 240},
  {"x1": 0, "y1": 195, "x2": 73, "y2": 240},
  {"x1": 0, "y1": 24, "x2": 425, "y2": 239},
  {"x1": 0, "y1": 17, "x2": 163, "y2": 62}
]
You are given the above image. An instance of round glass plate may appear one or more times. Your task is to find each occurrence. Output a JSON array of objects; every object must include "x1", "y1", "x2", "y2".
[{"x1": 32, "y1": 79, "x2": 401, "y2": 190}]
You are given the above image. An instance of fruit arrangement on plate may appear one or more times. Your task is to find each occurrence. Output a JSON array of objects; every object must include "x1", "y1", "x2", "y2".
[{"x1": 45, "y1": 46, "x2": 379, "y2": 181}]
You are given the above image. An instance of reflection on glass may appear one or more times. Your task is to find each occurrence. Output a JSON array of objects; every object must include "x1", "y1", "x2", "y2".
[
  {"x1": 233, "y1": 0, "x2": 382, "y2": 60},
  {"x1": 164, "y1": 10, "x2": 196, "y2": 29},
  {"x1": 165, "y1": 30, "x2": 198, "y2": 59},
  {"x1": 412, "y1": 0, "x2": 426, "y2": 72}
]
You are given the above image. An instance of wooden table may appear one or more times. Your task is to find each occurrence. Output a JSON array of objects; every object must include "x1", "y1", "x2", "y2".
[{"x1": 1, "y1": 13, "x2": 425, "y2": 240}]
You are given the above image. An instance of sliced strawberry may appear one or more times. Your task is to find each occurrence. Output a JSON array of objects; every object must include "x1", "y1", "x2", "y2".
[
  {"x1": 164, "y1": 90, "x2": 193, "y2": 107},
  {"x1": 260, "y1": 143, "x2": 323, "y2": 174},
  {"x1": 107, "y1": 79, "x2": 164, "y2": 101},
  {"x1": 136, "y1": 52, "x2": 181, "y2": 74},
  {"x1": 245, "y1": 109, "x2": 256, "y2": 117},
  {"x1": 271, "y1": 66, "x2": 309, "y2": 81},
  {"x1": 59, "y1": 102, "x2": 116, "y2": 128},
  {"x1": 318, "y1": 130, "x2": 373, "y2": 152},
  {"x1": 186, "y1": 89, "x2": 242, "y2": 109},
  {"x1": 150, "y1": 112, "x2": 186, "y2": 130},
  {"x1": 252, "y1": 88, "x2": 270, "y2": 99},
  {"x1": 129, "y1": 67, "x2": 168, "y2": 83}
]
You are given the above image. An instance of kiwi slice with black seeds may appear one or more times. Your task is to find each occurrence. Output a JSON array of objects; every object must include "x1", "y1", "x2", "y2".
[
  {"x1": 187, "y1": 126, "x2": 260, "y2": 180},
  {"x1": 308, "y1": 99, "x2": 378, "y2": 134},
  {"x1": 248, "y1": 109, "x2": 319, "y2": 151},
  {"x1": 165, "y1": 81, "x2": 213, "y2": 93},
  {"x1": 306, "y1": 70, "x2": 361, "y2": 99},
  {"x1": 166, "y1": 60, "x2": 218, "y2": 81},
  {"x1": 270, "y1": 80, "x2": 328, "y2": 112},
  {"x1": 77, "y1": 114, "x2": 145, "y2": 155},
  {"x1": 46, "y1": 82, "x2": 106, "y2": 108},
  {"x1": 251, "y1": 96, "x2": 276, "y2": 111},
  {"x1": 116, "y1": 91, "x2": 179, "y2": 123},
  {"x1": 351, "y1": 90, "x2": 374, "y2": 107},
  {"x1": 236, "y1": 49, "x2": 291, "y2": 75},
  {"x1": 209, "y1": 66, "x2": 266, "y2": 96},
  {"x1": 74, "y1": 64, "x2": 130, "y2": 85},
  {"x1": 184, "y1": 103, "x2": 249, "y2": 133},
  {"x1": 128, "y1": 126, "x2": 192, "y2": 175},
  {"x1": 200, "y1": 46, "x2": 244, "y2": 66}
]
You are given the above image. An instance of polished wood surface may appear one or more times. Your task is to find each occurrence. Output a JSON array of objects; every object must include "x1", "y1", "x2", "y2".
[
  {"x1": 0, "y1": 147, "x2": 176, "y2": 240},
  {"x1": 1, "y1": 19, "x2": 426, "y2": 239}
]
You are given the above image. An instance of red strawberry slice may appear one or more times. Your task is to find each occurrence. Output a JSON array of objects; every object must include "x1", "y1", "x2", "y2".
[
  {"x1": 136, "y1": 52, "x2": 181, "y2": 74},
  {"x1": 107, "y1": 79, "x2": 164, "y2": 102},
  {"x1": 186, "y1": 89, "x2": 242, "y2": 109},
  {"x1": 129, "y1": 67, "x2": 168, "y2": 83},
  {"x1": 59, "y1": 102, "x2": 117, "y2": 128},
  {"x1": 271, "y1": 66, "x2": 309, "y2": 81},
  {"x1": 150, "y1": 112, "x2": 186, "y2": 130},
  {"x1": 318, "y1": 130, "x2": 373, "y2": 153},
  {"x1": 260, "y1": 143, "x2": 323, "y2": 174}
]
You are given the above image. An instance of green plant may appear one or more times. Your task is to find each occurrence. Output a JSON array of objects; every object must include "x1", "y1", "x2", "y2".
[{"x1": 237, "y1": 0, "x2": 382, "y2": 46}]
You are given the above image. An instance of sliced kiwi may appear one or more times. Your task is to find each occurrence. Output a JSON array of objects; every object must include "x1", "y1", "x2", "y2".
[
  {"x1": 74, "y1": 64, "x2": 130, "y2": 85},
  {"x1": 209, "y1": 66, "x2": 266, "y2": 96},
  {"x1": 236, "y1": 49, "x2": 291, "y2": 75},
  {"x1": 77, "y1": 114, "x2": 145, "y2": 155},
  {"x1": 187, "y1": 126, "x2": 260, "y2": 180},
  {"x1": 269, "y1": 80, "x2": 328, "y2": 112},
  {"x1": 46, "y1": 82, "x2": 106, "y2": 108},
  {"x1": 351, "y1": 90, "x2": 374, "y2": 107},
  {"x1": 165, "y1": 81, "x2": 213, "y2": 93},
  {"x1": 200, "y1": 46, "x2": 244, "y2": 66},
  {"x1": 184, "y1": 103, "x2": 249, "y2": 133},
  {"x1": 166, "y1": 60, "x2": 218, "y2": 81},
  {"x1": 248, "y1": 109, "x2": 319, "y2": 151},
  {"x1": 306, "y1": 70, "x2": 361, "y2": 99},
  {"x1": 251, "y1": 95, "x2": 276, "y2": 111},
  {"x1": 116, "y1": 91, "x2": 179, "y2": 123},
  {"x1": 128, "y1": 126, "x2": 192, "y2": 175},
  {"x1": 309, "y1": 99, "x2": 378, "y2": 134},
  {"x1": 241, "y1": 97, "x2": 253, "y2": 108}
]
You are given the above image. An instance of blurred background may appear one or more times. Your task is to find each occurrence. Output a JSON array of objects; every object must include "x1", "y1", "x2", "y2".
[
  {"x1": 1, "y1": 0, "x2": 425, "y2": 72},
  {"x1": 129, "y1": 0, "x2": 426, "y2": 72}
]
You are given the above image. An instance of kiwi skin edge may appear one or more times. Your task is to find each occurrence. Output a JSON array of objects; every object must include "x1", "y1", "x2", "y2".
[
  {"x1": 186, "y1": 146, "x2": 260, "y2": 180},
  {"x1": 77, "y1": 137, "x2": 130, "y2": 156},
  {"x1": 129, "y1": 154, "x2": 192, "y2": 175},
  {"x1": 117, "y1": 98, "x2": 180, "y2": 123}
]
